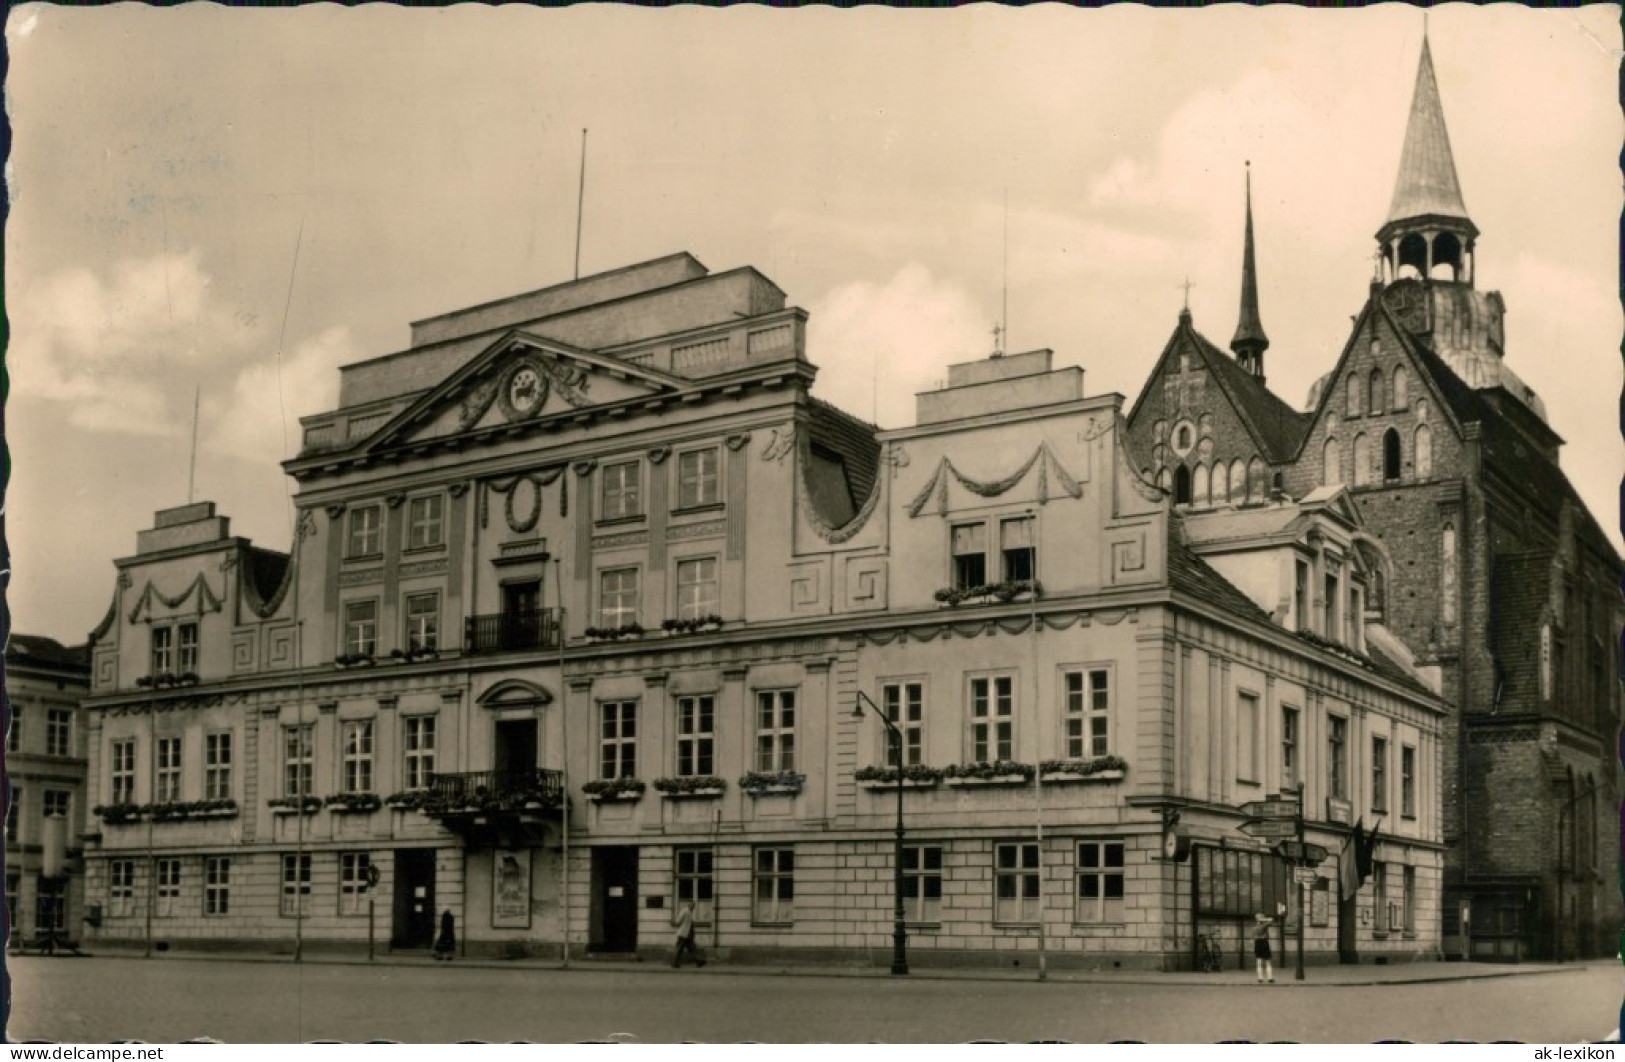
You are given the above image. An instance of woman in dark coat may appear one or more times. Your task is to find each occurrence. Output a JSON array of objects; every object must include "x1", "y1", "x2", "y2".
[{"x1": 434, "y1": 909, "x2": 457, "y2": 960}]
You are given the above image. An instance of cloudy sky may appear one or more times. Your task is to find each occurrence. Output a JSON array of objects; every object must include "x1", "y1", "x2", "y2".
[{"x1": 7, "y1": 4, "x2": 1621, "y2": 643}]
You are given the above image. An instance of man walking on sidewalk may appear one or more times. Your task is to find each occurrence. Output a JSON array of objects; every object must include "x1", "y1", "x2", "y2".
[{"x1": 671, "y1": 900, "x2": 706, "y2": 968}]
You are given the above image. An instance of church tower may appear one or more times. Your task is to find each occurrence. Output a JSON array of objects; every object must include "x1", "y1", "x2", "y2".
[{"x1": 1230, "y1": 164, "x2": 1269, "y2": 381}]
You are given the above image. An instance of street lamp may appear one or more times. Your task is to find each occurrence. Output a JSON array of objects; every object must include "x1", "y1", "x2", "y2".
[{"x1": 851, "y1": 690, "x2": 908, "y2": 976}]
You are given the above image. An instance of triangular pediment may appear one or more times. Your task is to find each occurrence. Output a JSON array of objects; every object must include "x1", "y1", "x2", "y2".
[
  {"x1": 359, "y1": 331, "x2": 685, "y2": 452},
  {"x1": 1297, "y1": 484, "x2": 1363, "y2": 530}
]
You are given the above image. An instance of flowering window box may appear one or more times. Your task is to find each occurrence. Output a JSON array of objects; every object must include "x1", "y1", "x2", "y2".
[
  {"x1": 855, "y1": 765, "x2": 943, "y2": 791},
  {"x1": 942, "y1": 761, "x2": 1036, "y2": 787},
  {"x1": 581, "y1": 779, "x2": 647, "y2": 802},
  {"x1": 944, "y1": 775, "x2": 1033, "y2": 788},
  {"x1": 268, "y1": 796, "x2": 323, "y2": 815},
  {"x1": 1038, "y1": 756, "x2": 1129, "y2": 785},
  {"x1": 932, "y1": 580, "x2": 1043, "y2": 608},
  {"x1": 738, "y1": 771, "x2": 805, "y2": 798},
  {"x1": 858, "y1": 778, "x2": 939, "y2": 791},
  {"x1": 653, "y1": 776, "x2": 727, "y2": 799},
  {"x1": 324, "y1": 793, "x2": 383, "y2": 814}
]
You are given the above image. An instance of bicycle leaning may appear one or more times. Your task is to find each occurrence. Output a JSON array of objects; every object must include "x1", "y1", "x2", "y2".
[{"x1": 1196, "y1": 932, "x2": 1224, "y2": 973}]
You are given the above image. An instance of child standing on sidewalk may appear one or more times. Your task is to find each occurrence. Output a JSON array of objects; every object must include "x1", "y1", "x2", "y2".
[{"x1": 1253, "y1": 913, "x2": 1274, "y2": 983}]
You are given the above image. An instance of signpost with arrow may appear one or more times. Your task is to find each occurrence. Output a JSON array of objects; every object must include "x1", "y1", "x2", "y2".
[{"x1": 1237, "y1": 786, "x2": 1314, "y2": 981}]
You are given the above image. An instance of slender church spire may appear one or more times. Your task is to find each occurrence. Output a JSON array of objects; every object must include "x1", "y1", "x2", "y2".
[{"x1": 1230, "y1": 162, "x2": 1269, "y2": 381}]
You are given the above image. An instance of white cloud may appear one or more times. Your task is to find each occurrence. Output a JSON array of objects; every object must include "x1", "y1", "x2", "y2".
[{"x1": 206, "y1": 326, "x2": 354, "y2": 464}]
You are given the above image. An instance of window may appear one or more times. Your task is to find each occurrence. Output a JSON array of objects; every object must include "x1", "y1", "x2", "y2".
[
  {"x1": 1392, "y1": 365, "x2": 1409, "y2": 410},
  {"x1": 155, "y1": 858, "x2": 181, "y2": 916},
  {"x1": 755, "y1": 690, "x2": 796, "y2": 772},
  {"x1": 1076, "y1": 840, "x2": 1125, "y2": 923},
  {"x1": 1294, "y1": 560, "x2": 1310, "y2": 632},
  {"x1": 1372, "y1": 862, "x2": 1388, "y2": 932},
  {"x1": 344, "y1": 600, "x2": 379, "y2": 657},
  {"x1": 407, "y1": 494, "x2": 444, "y2": 550},
  {"x1": 151, "y1": 625, "x2": 173, "y2": 675},
  {"x1": 1327, "y1": 716, "x2": 1348, "y2": 801},
  {"x1": 342, "y1": 720, "x2": 374, "y2": 794},
  {"x1": 6, "y1": 705, "x2": 18, "y2": 754},
  {"x1": 1440, "y1": 524, "x2": 1458, "y2": 626},
  {"x1": 1323, "y1": 571, "x2": 1340, "y2": 641},
  {"x1": 1352, "y1": 434, "x2": 1370, "y2": 487},
  {"x1": 1229, "y1": 458, "x2": 1246, "y2": 503},
  {"x1": 1346, "y1": 375, "x2": 1361, "y2": 417},
  {"x1": 1322, "y1": 436, "x2": 1342, "y2": 486},
  {"x1": 46, "y1": 709, "x2": 72, "y2": 757},
  {"x1": 109, "y1": 860, "x2": 136, "y2": 917},
  {"x1": 43, "y1": 789, "x2": 70, "y2": 821},
  {"x1": 1371, "y1": 736, "x2": 1389, "y2": 813},
  {"x1": 675, "y1": 557, "x2": 719, "y2": 621},
  {"x1": 177, "y1": 622, "x2": 199, "y2": 674},
  {"x1": 5, "y1": 787, "x2": 19, "y2": 844},
  {"x1": 753, "y1": 847, "x2": 794, "y2": 923},
  {"x1": 1282, "y1": 707, "x2": 1300, "y2": 789},
  {"x1": 404, "y1": 592, "x2": 440, "y2": 653},
  {"x1": 598, "y1": 568, "x2": 640, "y2": 628},
  {"x1": 1414, "y1": 423, "x2": 1432, "y2": 478},
  {"x1": 1369, "y1": 369, "x2": 1385, "y2": 414},
  {"x1": 1248, "y1": 457, "x2": 1267, "y2": 501},
  {"x1": 599, "y1": 701, "x2": 638, "y2": 780},
  {"x1": 1402, "y1": 865, "x2": 1416, "y2": 933},
  {"x1": 156, "y1": 736, "x2": 182, "y2": 803},
  {"x1": 1212, "y1": 461, "x2": 1229, "y2": 505},
  {"x1": 281, "y1": 854, "x2": 312, "y2": 916},
  {"x1": 600, "y1": 460, "x2": 643, "y2": 520},
  {"x1": 283, "y1": 725, "x2": 313, "y2": 798},
  {"x1": 676, "y1": 448, "x2": 721, "y2": 509},
  {"x1": 339, "y1": 853, "x2": 372, "y2": 916},
  {"x1": 665, "y1": 695, "x2": 714, "y2": 779},
  {"x1": 1348, "y1": 584, "x2": 1364, "y2": 652},
  {"x1": 994, "y1": 842, "x2": 1040, "y2": 923},
  {"x1": 881, "y1": 682, "x2": 924, "y2": 767},
  {"x1": 1063, "y1": 668, "x2": 1110, "y2": 760},
  {"x1": 1197, "y1": 847, "x2": 1295, "y2": 924},
  {"x1": 1175, "y1": 424, "x2": 1193, "y2": 450},
  {"x1": 1382, "y1": 428, "x2": 1401, "y2": 482},
  {"x1": 1401, "y1": 745, "x2": 1416, "y2": 818},
  {"x1": 347, "y1": 504, "x2": 382, "y2": 557},
  {"x1": 204, "y1": 857, "x2": 230, "y2": 916},
  {"x1": 951, "y1": 523, "x2": 988, "y2": 590},
  {"x1": 1236, "y1": 691, "x2": 1260, "y2": 782},
  {"x1": 1000, "y1": 516, "x2": 1035, "y2": 581},
  {"x1": 1193, "y1": 463, "x2": 1210, "y2": 507},
  {"x1": 902, "y1": 845, "x2": 943, "y2": 924},
  {"x1": 969, "y1": 675, "x2": 1014, "y2": 763},
  {"x1": 111, "y1": 739, "x2": 136, "y2": 804},
  {"x1": 403, "y1": 716, "x2": 437, "y2": 790},
  {"x1": 675, "y1": 847, "x2": 715, "y2": 920},
  {"x1": 204, "y1": 732, "x2": 232, "y2": 801},
  {"x1": 1173, "y1": 465, "x2": 1191, "y2": 505}
]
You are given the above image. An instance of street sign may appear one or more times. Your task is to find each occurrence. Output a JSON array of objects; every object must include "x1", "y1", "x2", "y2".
[
  {"x1": 1239, "y1": 798, "x2": 1298, "y2": 820},
  {"x1": 1239, "y1": 818, "x2": 1298, "y2": 840},
  {"x1": 1293, "y1": 867, "x2": 1318, "y2": 886},
  {"x1": 1275, "y1": 840, "x2": 1330, "y2": 865}
]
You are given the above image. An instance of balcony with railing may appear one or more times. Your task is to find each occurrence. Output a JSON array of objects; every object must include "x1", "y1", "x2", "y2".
[
  {"x1": 421, "y1": 768, "x2": 565, "y2": 847},
  {"x1": 464, "y1": 608, "x2": 562, "y2": 654}
]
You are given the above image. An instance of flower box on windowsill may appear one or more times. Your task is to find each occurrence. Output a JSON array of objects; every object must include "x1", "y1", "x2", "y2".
[
  {"x1": 1041, "y1": 769, "x2": 1126, "y2": 784},
  {"x1": 1037, "y1": 756, "x2": 1129, "y2": 785},
  {"x1": 941, "y1": 761, "x2": 1036, "y2": 787},
  {"x1": 653, "y1": 776, "x2": 728, "y2": 799},
  {"x1": 324, "y1": 794, "x2": 383, "y2": 814},
  {"x1": 268, "y1": 797, "x2": 323, "y2": 816},
  {"x1": 858, "y1": 778, "x2": 939, "y2": 791},
  {"x1": 659, "y1": 786, "x2": 726, "y2": 800},
  {"x1": 739, "y1": 771, "x2": 805, "y2": 798},
  {"x1": 944, "y1": 775, "x2": 1032, "y2": 788},
  {"x1": 581, "y1": 779, "x2": 647, "y2": 803},
  {"x1": 588, "y1": 791, "x2": 643, "y2": 803}
]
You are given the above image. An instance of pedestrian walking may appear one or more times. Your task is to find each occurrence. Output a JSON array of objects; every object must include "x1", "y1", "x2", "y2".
[
  {"x1": 433, "y1": 909, "x2": 457, "y2": 961},
  {"x1": 1253, "y1": 912, "x2": 1274, "y2": 983},
  {"x1": 671, "y1": 900, "x2": 705, "y2": 968}
]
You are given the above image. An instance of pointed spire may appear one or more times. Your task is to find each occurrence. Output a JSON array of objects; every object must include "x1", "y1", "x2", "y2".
[
  {"x1": 1385, "y1": 35, "x2": 1472, "y2": 226},
  {"x1": 1231, "y1": 163, "x2": 1269, "y2": 380}
]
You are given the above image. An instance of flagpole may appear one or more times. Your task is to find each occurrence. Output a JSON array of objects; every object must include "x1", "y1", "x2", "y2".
[{"x1": 1295, "y1": 783, "x2": 1305, "y2": 981}]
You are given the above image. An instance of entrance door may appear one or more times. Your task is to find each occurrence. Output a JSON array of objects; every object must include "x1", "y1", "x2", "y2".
[
  {"x1": 392, "y1": 848, "x2": 438, "y2": 949},
  {"x1": 494, "y1": 719, "x2": 538, "y2": 781},
  {"x1": 590, "y1": 847, "x2": 639, "y2": 953}
]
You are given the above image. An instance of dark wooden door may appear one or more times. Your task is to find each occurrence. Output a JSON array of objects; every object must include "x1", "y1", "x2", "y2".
[
  {"x1": 391, "y1": 848, "x2": 437, "y2": 949},
  {"x1": 591, "y1": 847, "x2": 639, "y2": 953}
]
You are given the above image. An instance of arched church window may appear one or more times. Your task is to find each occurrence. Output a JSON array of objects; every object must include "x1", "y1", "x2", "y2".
[
  {"x1": 1212, "y1": 461, "x2": 1229, "y2": 505},
  {"x1": 1157, "y1": 468, "x2": 1172, "y2": 494},
  {"x1": 1248, "y1": 457, "x2": 1267, "y2": 501},
  {"x1": 1352, "y1": 434, "x2": 1371, "y2": 487},
  {"x1": 1369, "y1": 369, "x2": 1385, "y2": 414},
  {"x1": 1392, "y1": 366, "x2": 1409, "y2": 410},
  {"x1": 1193, "y1": 463, "x2": 1210, "y2": 508},
  {"x1": 1174, "y1": 465, "x2": 1192, "y2": 505},
  {"x1": 1414, "y1": 423, "x2": 1432, "y2": 479},
  {"x1": 1346, "y1": 375, "x2": 1361, "y2": 417},
  {"x1": 1230, "y1": 458, "x2": 1246, "y2": 503},
  {"x1": 1383, "y1": 428, "x2": 1402, "y2": 482},
  {"x1": 1175, "y1": 423, "x2": 1194, "y2": 452},
  {"x1": 1323, "y1": 436, "x2": 1343, "y2": 486}
]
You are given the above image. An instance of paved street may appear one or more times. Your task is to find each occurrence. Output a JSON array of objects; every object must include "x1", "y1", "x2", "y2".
[{"x1": 7, "y1": 954, "x2": 1620, "y2": 1043}]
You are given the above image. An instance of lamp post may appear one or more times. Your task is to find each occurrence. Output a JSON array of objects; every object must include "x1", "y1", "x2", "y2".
[{"x1": 851, "y1": 690, "x2": 908, "y2": 975}]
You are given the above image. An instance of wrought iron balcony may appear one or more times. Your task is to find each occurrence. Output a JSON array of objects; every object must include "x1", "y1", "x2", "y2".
[
  {"x1": 464, "y1": 608, "x2": 561, "y2": 654},
  {"x1": 422, "y1": 768, "x2": 565, "y2": 847}
]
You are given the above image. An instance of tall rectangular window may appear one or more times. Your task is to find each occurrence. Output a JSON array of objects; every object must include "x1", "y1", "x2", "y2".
[
  {"x1": 675, "y1": 847, "x2": 714, "y2": 921},
  {"x1": 155, "y1": 858, "x2": 181, "y2": 916},
  {"x1": 1402, "y1": 865, "x2": 1416, "y2": 932},
  {"x1": 675, "y1": 695, "x2": 714, "y2": 777},
  {"x1": 342, "y1": 720, "x2": 374, "y2": 794},
  {"x1": 204, "y1": 857, "x2": 231, "y2": 916},
  {"x1": 43, "y1": 789, "x2": 70, "y2": 821},
  {"x1": 344, "y1": 600, "x2": 379, "y2": 657},
  {"x1": 111, "y1": 739, "x2": 136, "y2": 804},
  {"x1": 177, "y1": 622, "x2": 199, "y2": 674},
  {"x1": 1371, "y1": 736, "x2": 1389, "y2": 814},
  {"x1": 404, "y1": 592, "x2": 440, "y2": 653},
  {"x1": 1400, "y1": 745, "x2": 1416, "y2": 818},
  {"x1": 347, "y1": 504, "x2": 382, "y2": 558},
  {"x1": 1294, "y1": 560, "x2": 1310, "y2": 631},
  {"x1": 1327, "y1": 716, "x2": 1348, "y2": 801},
  {"x1": 406, "y1": 494, "x2": 444, "y2": 549},
  {"x1": 755, "y1": 690, "x2": 797, "y2": 772},
  {"x1": 600, "y1": 460, "x2": 643, "y2": 520},
  {"x1": 403, "y1": 716, "x2": 437, "y2": 790},
  {"x1": 281, "y1": 854, "x2": 312, "y2": 916},
  {"x1": 969, "y1": 676, "x2": 1014, "y2": 763},
  {"x1": 902, "y1": 845, "x2": 943, "y2": 924},
  {"x1": 283, "y1": 725, "x2": 314, "y2": 798},
  {"x1": 1063, "y1": 668, "x2": 1111, "y2": 760},
  {"x1": 951, "y1": 523, "x2": 987, "y2": 590},
  {"x1": 1076, "y1": 839, "x2": 1126, "y2": 923},
  {"x1": 5, "y1": 787, "x2": 19, "y2": 844},
  {"x1": 994, "y1": 842, "x2": 1040, "y2": 923},
  {"x1": 1323, "y1": 572, "x2": 1340, "y2": 641},
  {"x1": 109, "y1": 860, "x2": 136, "y2": 917},
  {"x1": 675, "y1": 557, "x2": 719, "y2": 621},
  {"x1": 46, "y1": 709, "x2": 72, "y2": 757},
  {"x1": 1373, "y1": 862, "x2": 1389, "y2": 931},
  {"x1": 999, "y1": 515, "x2": 1035, "y2": 582},
  {"x1": 598, "y1": 568, "x2": 640, "y2": 628},
  {"x1": 1236, "y1": 691, "x2": 1260, "y2": 782},
  {"x1": 676, "y1": 448, "x2": 720, "y2": 509},
  {"x1": 7, "y1": 705, "x2": 19, "y2": 753},
  {"x1": 881, "y1": 682, "x2": 924, "y2": 767},
  {"x1": 753, "y1": 847, "x2": 794, "y2": 923},
  {"x1": 599, "y1": 701, "x2": 638, "y2": 780},
  {"x1": 155, "y1": 736, "x2": 182, "y2": 803},
  {"x1": 204, "y1": 732, "x2": 232, "y2": 801},
  {"x1": 150, "y1": 625, "x2": 174, "y2": 676},
  {"x1": 1281, "y1": 707, "x2": 1300, "y2": 790},
  {"x1": 339, "y1": 853, "x2": 372, "y2": 916}
]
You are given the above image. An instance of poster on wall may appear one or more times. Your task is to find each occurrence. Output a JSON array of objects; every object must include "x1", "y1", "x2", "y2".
[
  {"x1": 492, "y1": 850, "x2": 532, "y2": 929},
  {"x1": 1310, "y1": 881, "x2": 1331, "y2": 927}
]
